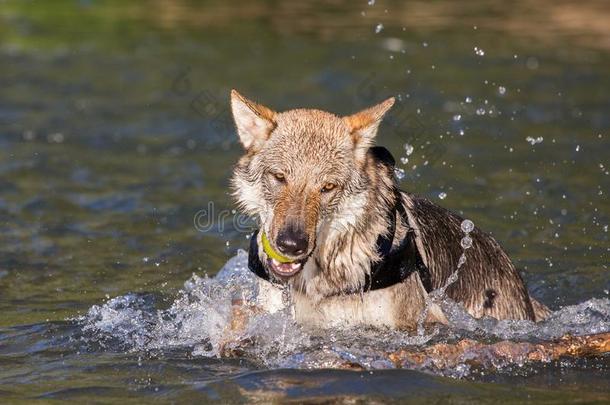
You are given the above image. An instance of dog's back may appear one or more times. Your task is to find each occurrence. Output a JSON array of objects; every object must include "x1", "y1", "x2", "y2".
[{"x1": 403, "y1": 193, "x2": 548, "y2": 321}]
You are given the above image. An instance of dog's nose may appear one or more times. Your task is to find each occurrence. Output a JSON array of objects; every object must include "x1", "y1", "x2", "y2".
[{"x1": 276, "y1": 226, "x2": 309, "y2": 257}]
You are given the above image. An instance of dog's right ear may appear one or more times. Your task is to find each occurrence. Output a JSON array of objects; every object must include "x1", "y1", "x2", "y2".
[{"x1": 230, "y1": 90, "x2": 277, "y2": 150}]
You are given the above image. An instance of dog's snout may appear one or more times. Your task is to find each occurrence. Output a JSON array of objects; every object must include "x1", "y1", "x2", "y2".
[{"x1": 276, "y1": 226, "x2": 308, "y2": 257}]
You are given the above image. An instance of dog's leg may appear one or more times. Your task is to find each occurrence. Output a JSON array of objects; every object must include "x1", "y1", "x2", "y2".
[
  {"x1": 394, "y1": 272, "x2": 448, "y2": 330},
  {"x1": 218, "y1": 298, "x2": 260, "y2": 356}
]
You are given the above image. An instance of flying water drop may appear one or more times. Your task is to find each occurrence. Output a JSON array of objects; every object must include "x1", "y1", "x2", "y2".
[
  {"x1": 394, "y1": 167, "x2": 405, "y2": 180},
  {"x1": 474, "y1": 46, "x2": 485, "y2": 56},
  {"x1": 460, "y1": 236, "x2": 473, "y2": 250},
  {"x1": 525, "y1": 136, "x2": 544, "y2": 145},
  {"x1": 404, "y1": 143, "x2": 414, "y2": 155},
  {"x1": 460, "y1": 219, "x2": 474, "y2": 233}
]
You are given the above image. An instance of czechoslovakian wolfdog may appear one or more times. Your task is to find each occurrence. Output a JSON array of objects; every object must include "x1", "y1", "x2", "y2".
[{"x1": 230, "y1": 90, "x2": 549, "y2": 330}]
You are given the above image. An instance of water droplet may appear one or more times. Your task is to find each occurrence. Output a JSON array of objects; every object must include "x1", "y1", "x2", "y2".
[
  {"x1": 394, "y1": 167, "x2": 405, "y2": 180},
  {"x1": 460, "y1": 236, "x2": 473, "y2": 250},
  {"x1": 438, "y1": 192, "x2": 447, "y2": 200},
  {"x1": 475, "y1": 108, "x2": 486, "y2": 115},
  {"x1": 525, "y1": 136, "x2": 544, "y2": 145},
  {"x1": 465, "y1": 96, "x2": 472, "y2": 103},
  {"x1": 23, "y1": 130, "x2": 35, "y2": 141},
  {"x1": 459, "y1": 129, "x2": 465, "y2": 136},
  {"x1": 453, "y1": 114, "x2": 462, "y2": 121},
  {"x1": 498, "y1": 86, "x2": 507, "y2": 96},
  {"x1": 368, "y1": 0, "x2": 375, "y2": 5},
  {"x1": 575, "y1": 145, "x2": 580, "y2": 152},
  {"x1": 526, "y1": 56, "x2": 539, "y2": 70},
  {"x1": 375, "y1": 23, "x2": 384, "y2": 34},
  {"x1": 474, "y1": 46, "x2": 485, "y2": 56},
  {"x1": 404, "y1": 143, "x2": 414, "y2": 156},
  {"x1": 48, "y1": 132, "x2": 65, "y2": 143},
  {"x1": 400, "y1": 157, "x2": 409, "y2": 164},
  {"x1": 461, "y1": 219, "x2": 475, "y2": 233}
]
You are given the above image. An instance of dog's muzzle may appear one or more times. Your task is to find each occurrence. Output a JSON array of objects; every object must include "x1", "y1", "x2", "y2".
[
  {"x1": 261, "y1": 231, "x2": 308, "y2": 278},
  {"x1": 248, "y1": 230, "x2": 310, "y2": 281}
]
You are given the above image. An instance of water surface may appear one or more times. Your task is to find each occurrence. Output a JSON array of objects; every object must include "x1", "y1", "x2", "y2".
[{"x1": 0, "y1": 0, "x2": 609, "y2": 402}]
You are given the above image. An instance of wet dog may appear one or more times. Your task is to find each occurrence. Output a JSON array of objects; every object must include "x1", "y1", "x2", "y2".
[{"x1": 229, "y1": 90, "x2": 549, "y2": 330}]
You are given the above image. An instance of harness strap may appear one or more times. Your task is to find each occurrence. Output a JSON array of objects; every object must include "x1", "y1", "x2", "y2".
[
  {"x1": 248, "y1": 229, "x2": 268, "y2": 280},
  {"x1": 364, "y1": 189, "x2": 432, "y2": 292}
]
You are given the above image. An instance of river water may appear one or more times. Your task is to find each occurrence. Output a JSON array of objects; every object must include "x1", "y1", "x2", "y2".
[{"x1": 0, "y1": 0, "x2": 608, "y2": 402}]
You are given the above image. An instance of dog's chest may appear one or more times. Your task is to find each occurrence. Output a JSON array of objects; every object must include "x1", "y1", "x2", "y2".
[
  {"x1": 291, "y1": 287, "x2": 402, "y2": 329},
  {"x1": 254, "y1": 277, "x2": 399, "y2": 328}
]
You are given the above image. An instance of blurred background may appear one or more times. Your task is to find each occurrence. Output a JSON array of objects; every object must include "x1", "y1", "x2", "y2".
[{"x1": 0, "y1": 0, "x2": 609, "y2": 400}]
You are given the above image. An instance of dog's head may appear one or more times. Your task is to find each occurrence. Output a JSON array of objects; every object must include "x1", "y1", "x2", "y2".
[{"x1": 230, "y1": 90, "x2": 394, "y2": 280}]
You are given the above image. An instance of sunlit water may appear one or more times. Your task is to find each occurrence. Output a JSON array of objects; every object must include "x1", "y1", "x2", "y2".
[{"x1": 1, "y1": 0, "x2": 609, "y2": 402}]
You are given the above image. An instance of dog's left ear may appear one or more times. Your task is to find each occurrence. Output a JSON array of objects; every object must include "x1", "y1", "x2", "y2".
[
  {"x1": 343, "y1": 97, "x2": 395, "y2": 156},
  {"x1": 230, "y1": 90, "x2": 277, "y2": 151}
]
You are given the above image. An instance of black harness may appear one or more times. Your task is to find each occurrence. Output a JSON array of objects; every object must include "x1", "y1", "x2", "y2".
[{"x1": 247, "y1": 147, "x2": 433, "y2": 294}]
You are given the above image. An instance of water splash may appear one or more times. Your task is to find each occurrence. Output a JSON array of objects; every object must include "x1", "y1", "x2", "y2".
[
  {"x1": 77, "y1": 247, "x2": 610, "y2": 376},
  {"x1": 416, "y1": 219, "x2": 474, "y2": 335}
]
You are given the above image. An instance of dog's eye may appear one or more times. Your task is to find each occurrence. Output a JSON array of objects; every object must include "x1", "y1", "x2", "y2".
[
  {"x1": 272, "y1": 172, "x2": 286, "y2": 183},
  {"x1": 321, "y1": 183, "x2": 336, "y2": 193}
]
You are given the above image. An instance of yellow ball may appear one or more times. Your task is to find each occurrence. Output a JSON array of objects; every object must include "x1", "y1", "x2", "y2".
[{"x1": 261, "y1": 231, "x2": 293, "y2": 263}]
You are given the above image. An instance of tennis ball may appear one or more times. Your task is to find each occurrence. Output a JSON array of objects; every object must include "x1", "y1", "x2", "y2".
[{"x1": 261, "y1": 231, "x2": 293, "y2": 263}]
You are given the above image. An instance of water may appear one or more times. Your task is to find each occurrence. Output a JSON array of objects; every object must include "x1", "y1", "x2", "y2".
[
  {"x1": 77, "y1": 251, "x2": 609, "y2": 370},
  {"x1": 1, "y1": 0, "x2": 609, "y2": 402}
]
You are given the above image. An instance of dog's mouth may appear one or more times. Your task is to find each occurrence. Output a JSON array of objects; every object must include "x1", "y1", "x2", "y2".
[
  {"x1": 266, "y1": 256, "x2": 307, "y2": 278},
  {"x1": 259, "y1": 231, "x2": 310, "y2": 279}
]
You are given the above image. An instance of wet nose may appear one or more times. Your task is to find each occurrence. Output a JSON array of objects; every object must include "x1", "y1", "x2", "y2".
[{"x1": 276, "y1": 226, "x2": 309, "y2": 257}]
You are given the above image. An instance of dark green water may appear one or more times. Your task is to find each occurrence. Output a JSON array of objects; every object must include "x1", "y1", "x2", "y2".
[{"x1": 0, "y1": 0, "x2": 609, "y2": 402}]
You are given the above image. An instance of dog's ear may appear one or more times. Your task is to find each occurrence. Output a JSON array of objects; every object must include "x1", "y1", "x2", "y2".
[
  {"x1": 343, "y1": 97, "x2": 395, "y2": 158},
  {"x1": 230, "y1": 90, "x2": 277, "y2": 150}
]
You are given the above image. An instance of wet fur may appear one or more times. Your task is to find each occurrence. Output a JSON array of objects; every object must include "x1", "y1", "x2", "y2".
[{"x1": 230, "y1": 90, "x2": 549, "y2": 330}]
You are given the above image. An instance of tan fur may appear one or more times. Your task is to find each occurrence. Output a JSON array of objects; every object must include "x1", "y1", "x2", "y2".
[{"x1": 230, "y1": 90, "x2": 549, "y2": 330}]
